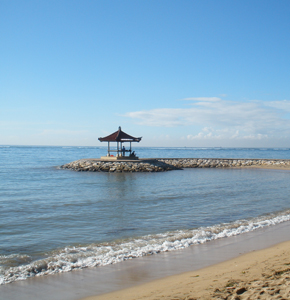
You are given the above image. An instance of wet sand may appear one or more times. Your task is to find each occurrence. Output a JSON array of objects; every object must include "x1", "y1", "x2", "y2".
[
  {"x1": 1, "y1": 221, "x2": 290, "y2": 300},
  {"x1": 85, "y1": 240, "x2": 290, "y2": 300}
]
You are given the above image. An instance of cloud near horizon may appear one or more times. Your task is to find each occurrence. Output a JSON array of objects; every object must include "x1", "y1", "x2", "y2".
[
  {"x1": 124, "y1": 98, "x2": 290, "y2": 141},
  {"x1": 182, "y1": 97, "x2": 221, "y2": 102}
]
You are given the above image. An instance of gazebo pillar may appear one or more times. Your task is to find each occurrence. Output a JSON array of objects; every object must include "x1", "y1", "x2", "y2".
[{"x1": 98, "y1": 126, "x2": 142, "y2": 161}]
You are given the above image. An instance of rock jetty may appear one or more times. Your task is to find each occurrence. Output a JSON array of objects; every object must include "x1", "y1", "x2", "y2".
[
  {"x1": 60, "y1": 159, "x2": 181, "y2": 172},
  {"x1": 159, "y1": 158, "x2": 290, "y2": 169},
  {"x1": 60, "y1": 158, "x2": 290, "y2": 172}
]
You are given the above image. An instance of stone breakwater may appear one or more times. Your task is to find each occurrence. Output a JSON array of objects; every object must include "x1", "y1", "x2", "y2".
[
  {"x1": 60, "y1": 159, "x2": 180, "y2": 172},
  {"x1": 60, "y1": 158, "x2": 290, "y2": 172},
  {"x1": 159, "y1": 158, "x2": 290, "y2": 169}
]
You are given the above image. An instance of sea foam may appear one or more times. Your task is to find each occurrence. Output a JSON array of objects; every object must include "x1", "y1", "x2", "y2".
[{"x1": 1, "y1": 210, "x2": 290, "y2": 285}]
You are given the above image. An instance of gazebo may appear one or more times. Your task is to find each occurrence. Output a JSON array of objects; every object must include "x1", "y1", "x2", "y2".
[{"x1": 98, "y1": 126, "x2": 142, "y2": 160}]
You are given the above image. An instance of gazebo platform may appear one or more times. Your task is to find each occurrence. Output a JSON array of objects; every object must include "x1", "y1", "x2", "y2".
[{"x1": 100, "y1": 155, "x2": 139, "y2": 161}]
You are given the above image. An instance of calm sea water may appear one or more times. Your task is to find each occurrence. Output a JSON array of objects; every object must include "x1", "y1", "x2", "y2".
[{"x1": 1, "y1": 146, "x2": 290, "y2": 284}]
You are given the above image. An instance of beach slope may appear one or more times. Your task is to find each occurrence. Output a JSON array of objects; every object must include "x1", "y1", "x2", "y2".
[{"x1": 83, "y1": 241, "x2": 290, "y2": 300}]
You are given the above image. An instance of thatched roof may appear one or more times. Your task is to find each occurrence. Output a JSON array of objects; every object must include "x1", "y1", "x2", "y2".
[{"x1": 98, "y1": 127, "x2": 142, "y2": 142}]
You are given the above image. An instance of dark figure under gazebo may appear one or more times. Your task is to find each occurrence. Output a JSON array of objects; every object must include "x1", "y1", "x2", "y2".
[{"x1": 98, "y1": 126, "x2": 142, "y2": 160}]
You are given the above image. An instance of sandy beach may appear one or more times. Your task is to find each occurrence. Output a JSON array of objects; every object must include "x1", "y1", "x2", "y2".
[{"x1": 83, "y1": 240, "x2": 290, "y2": 300}]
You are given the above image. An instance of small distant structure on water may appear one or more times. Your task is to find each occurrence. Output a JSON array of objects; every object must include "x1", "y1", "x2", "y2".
[{"x1": 98, "y1": 126, "x2": 142, "y2": 161}]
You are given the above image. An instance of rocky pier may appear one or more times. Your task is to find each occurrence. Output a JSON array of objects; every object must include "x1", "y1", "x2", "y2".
[
  {"x1": 60, "y1": 159, "x2": 181, "y2": 172},
  {"x1": 159, "y1": 158, "x2": 290, "y2": 169},
  {"x1": 60, "y1": 158, "x2": 290, "y2": 172}
]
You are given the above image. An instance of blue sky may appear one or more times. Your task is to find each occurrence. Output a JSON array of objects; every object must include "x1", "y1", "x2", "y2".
[{"x1": 1, "y1": 0, "x2": 290, "y2": 147}]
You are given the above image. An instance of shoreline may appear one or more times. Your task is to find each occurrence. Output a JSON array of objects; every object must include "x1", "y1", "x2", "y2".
[
  {"x1": 2, "y1": 220, "x2": 290, "y2": 300},
  {"x1": 2, "y1": 162, "x2": 290, "y2": 299},
  {"x1": 83, "y1": 240, "x2": 290, "y2": 300}
]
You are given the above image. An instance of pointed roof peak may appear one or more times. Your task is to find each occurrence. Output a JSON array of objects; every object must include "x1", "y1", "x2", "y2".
[{"x1": 98, "y1": 127, "x2": 142, "y2": 143}]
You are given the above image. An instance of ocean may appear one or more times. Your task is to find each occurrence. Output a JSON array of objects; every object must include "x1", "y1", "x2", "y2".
[{"x1": 1, "y1": 146, "x2": 290, "y2": 285}]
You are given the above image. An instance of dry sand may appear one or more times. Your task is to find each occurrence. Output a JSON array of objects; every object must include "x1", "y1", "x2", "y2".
[{"x1": 83, "y1": 241, "x2": 290, "y2": 300}]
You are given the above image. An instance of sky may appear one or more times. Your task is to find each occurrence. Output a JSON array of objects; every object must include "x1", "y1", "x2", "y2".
[{"x1": 1, "y1": 0, "x2": 290, "y2": 147}]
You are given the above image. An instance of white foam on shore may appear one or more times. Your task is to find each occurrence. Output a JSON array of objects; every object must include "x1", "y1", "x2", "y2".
[{"x1": 1, "y1": 210, "x2": 290, "y2": 285}]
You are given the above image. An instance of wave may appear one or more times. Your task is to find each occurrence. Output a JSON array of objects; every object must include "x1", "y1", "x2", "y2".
[{"x1": 1, "y1": 210, "x2": 290, "y2": 285}]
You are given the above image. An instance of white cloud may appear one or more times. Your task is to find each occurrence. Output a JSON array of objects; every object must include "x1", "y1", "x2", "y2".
[
  {"x1": 123, "y1": 97, "x2": 290, "y2": 142},
  {"x1": 263, "y1": 100, "x2": 290, "y2": 112},
  {"x1": 124, "y1": 108, "x2": 188, "y2": 127},
  {"x1": 186, "y1": 127, "x2": 269, "y2": 141},
  {"x1": 39, "y1": 129, "x2": 88, "y2": 136},
  {"x1": 182, "y1": 97, "x2": 221, "y2": 102}
]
